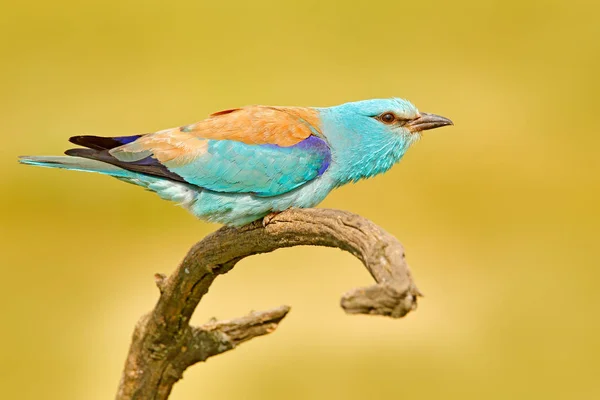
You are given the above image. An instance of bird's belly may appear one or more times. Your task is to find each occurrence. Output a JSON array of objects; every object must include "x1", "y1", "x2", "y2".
[{"x1": 187, "y1": 174, "x2": 336, "y2": 226}]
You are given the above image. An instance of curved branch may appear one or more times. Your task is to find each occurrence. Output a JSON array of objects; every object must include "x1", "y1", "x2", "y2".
[{"x1": 116, "y1": 208, "x2": 421, "y2": 399}]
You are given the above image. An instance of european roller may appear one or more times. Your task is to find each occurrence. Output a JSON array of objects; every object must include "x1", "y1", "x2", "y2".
[{"x1": 19, "y1": 98, "x2": 452, "y2": 226}]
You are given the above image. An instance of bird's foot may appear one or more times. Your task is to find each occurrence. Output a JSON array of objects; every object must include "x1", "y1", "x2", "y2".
[{"x1": 262, "y1": 211, "x2": 281, "y2": 227}]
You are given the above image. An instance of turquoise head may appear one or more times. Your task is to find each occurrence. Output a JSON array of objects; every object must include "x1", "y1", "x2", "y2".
[{"x1": 318, "y1": 98, "x2": 452, "y2": 184}]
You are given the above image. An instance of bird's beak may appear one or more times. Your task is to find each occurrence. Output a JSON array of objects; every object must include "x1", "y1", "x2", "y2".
[{"x1": 405, "y1": 112, "x2": 453, "y2": 133}]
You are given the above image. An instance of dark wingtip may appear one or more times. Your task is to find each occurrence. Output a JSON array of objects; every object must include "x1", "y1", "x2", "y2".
[
  {"x1": 68, "y1": 134, "x2": 143, "y2": 151},
  {"x1": 68, "y1": 135, "x2": 86, "y2": 145},
  {"x1": 68, "y1": 135, "x2": 106, "y2": 150}
]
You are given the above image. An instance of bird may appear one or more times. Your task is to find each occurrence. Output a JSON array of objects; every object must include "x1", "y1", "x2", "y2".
[{"x1": 19, "y1": 98, "x2": 452, "y2": 226}]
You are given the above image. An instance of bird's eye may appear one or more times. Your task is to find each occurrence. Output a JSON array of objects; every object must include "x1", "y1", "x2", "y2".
[{"x1": 379, "y1": 112, "x2": 396, "y2": 124}]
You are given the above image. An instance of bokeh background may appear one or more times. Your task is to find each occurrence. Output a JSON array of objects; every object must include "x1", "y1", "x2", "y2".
[{"x1": 1, "y1": 0, "x2": 599, "y2": 399}]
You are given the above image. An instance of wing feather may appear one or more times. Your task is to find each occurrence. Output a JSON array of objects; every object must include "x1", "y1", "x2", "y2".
[{"x1": 98, "y1": 106, "x2": 330, "y2": 197}]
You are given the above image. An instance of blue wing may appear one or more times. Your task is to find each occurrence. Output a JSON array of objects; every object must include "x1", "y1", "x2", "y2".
[
  {"x1": 66, "y1": 106, "x2": 331, "y2": 197},
  {"x1": 67, "y1": 134, "x2": 331, "y2": 197},
  {"x1": 165, "y1": 136, "x2": 331, "y2": 196}
]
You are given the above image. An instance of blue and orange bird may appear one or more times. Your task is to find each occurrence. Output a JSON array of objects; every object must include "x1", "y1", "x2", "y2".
[{"x1": 19, "y1": 98, "x2": 452, "y2": 226}]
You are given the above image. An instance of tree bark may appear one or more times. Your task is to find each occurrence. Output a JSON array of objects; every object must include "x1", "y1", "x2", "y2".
[{"x1": 116, "y1": 208, "x2": 422, "y2": 399}]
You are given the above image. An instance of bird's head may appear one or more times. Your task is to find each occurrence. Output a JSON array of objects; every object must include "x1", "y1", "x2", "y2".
[
  {"x1": 329, "y1": 97, "x2": 452, "y2": 145},
  {"x1": 319, "y1": 98, "x2": 453, "y2": 182}
]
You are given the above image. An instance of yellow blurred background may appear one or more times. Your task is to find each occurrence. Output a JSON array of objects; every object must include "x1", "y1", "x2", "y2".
[{"x1": 1, "y1": 0, "x2": 598, "y2": 399}]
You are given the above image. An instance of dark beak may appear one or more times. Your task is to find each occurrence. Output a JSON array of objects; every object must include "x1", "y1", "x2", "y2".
[{"x1": 405, "y1": 112, "x2": 453, "y2": 133}]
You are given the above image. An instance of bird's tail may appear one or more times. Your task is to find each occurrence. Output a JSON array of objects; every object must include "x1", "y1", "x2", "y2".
[
  {"x1": 18, "y1": 155, "x2": 131, "y2": 178},
  {"x1": 18, "y1": 155, "x2": 197, "y2": 207}
]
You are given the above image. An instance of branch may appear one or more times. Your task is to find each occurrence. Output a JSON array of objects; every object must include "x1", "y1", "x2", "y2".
[{"x1": 116, "y1": 208, "x2": 421, "y2": 399}]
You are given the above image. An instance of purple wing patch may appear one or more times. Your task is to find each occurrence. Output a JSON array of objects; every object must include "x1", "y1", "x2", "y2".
[{"x1": 295, "y1": 135, "x2": 331, "y2": 175}]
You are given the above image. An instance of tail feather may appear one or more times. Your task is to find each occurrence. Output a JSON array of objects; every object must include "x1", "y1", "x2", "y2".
[
  {"x1": 19, "y1": 155, "x2": 198, "y2": 208},
  {"x1": 18, "y1": 155, "x2": 130, "y2": 177},
  {"x1": 19, "y1": 155, "x2": 199, "y2": 214}
]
